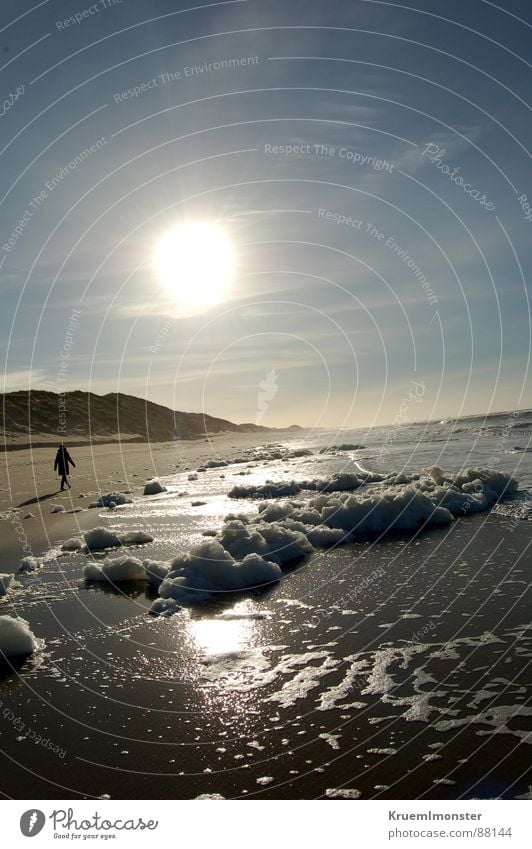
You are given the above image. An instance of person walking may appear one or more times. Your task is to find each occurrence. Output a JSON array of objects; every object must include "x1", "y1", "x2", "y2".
[{"x1": 54, "y1": 444, "x2": 76, "y2": 491}]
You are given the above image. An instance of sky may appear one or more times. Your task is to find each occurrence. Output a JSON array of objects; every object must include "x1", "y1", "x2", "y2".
[{"x1": 1, "y1": 0, "x2": 531, "y2": 428}]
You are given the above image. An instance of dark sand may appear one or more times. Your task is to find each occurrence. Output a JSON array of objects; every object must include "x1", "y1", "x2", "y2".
[{"x1": 0, "y1": 506, "x2": 529, "y2": 800}]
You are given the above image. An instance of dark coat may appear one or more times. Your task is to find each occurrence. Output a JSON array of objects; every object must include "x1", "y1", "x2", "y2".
[{"x1": 54, "y1": 446, "x2": 75, "y2": 476}]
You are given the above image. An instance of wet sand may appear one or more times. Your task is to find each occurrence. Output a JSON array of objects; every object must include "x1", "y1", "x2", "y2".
[
  {"x1": 0, "y1": 434, "x2": 285, "y2": 571},
  {"x1": 0, "y1": 501, "x2": 529, "y2": 800}
]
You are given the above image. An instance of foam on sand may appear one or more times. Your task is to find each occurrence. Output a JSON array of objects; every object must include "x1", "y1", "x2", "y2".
[
  {"x1": 88, "y1": 492, "x2": 134, "y2": 508},
  {"x1": 0, "y1": 573, "x2": 20, "y2": 597},
  {"x1": 120, "y1": 530, "x2": 154, "y2": 546},
  {"x1": 0, "y1": 615, "x2": 41, "y2": 657},
  {"x1": 82, "y1": 526, "x2": 154, "y2": 552},
  {"x1": 229, "y1": 471, "x2": 384, "y2": 500},
  {"x1": 84, "y1": 526, "x2": 122, "y2": 551},
  {"x1": 153, "y1": 540, "x2": 282, "y2": 609},
  {"x1": 229, "y1": 481, "x2": 302, "y2": 499},
  {"x1": 320, "y1": 443, "x2": 365, "y2": 453},
  {"x1": 61, "y1": 537, "x2": 83, "y2": 552},
  {"x1": 217, "y1": 520, "x2": 312, "y2": 564},
  {"x1": 198, "y1": 459, "x2": 229, "y2": 469},
  {"x1": 150, "y1": 466, "x2": 516, "y2": 612},
  {"x1": 143, "y1": 559, "x2": 170, "y2": 588},
  {"x1": 194, "y1": 793, "x2": 226, "y2": 800},
  {"x1": 18, "y1": 556, "x2": 43, "y2": 573},
  {"x1": 252, "y1": 486, "x2": 452, "y2": 537},
  {"x1": 246, "y1": 467, "x2": 518, "y2": 539},
  {"x1": 325, "y1": 788, "x2": 361, "y2": 799},
  {"x1": 83, "y1": 555, "x2": 147, "y2": 583},
  {"x1": 256, "y1": 776, "x2": 274, "y2": 786},
  {"x1": 515, "y1": 787, "x2": 532, "y2": 800}
]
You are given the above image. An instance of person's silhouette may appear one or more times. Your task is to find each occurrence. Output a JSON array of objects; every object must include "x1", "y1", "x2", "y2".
[{"x1": 54, "y1": 444, "x2": 76, "y2": 491}]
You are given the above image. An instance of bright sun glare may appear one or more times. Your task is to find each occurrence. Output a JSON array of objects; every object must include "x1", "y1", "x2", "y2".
[{"x1": 153, "y1": 221, "x2": 235, "y2": 311}]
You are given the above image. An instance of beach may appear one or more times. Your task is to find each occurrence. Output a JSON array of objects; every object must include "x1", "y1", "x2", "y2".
[{"x1": 0, "y1": 416, "x2": 530, "y2": 800}]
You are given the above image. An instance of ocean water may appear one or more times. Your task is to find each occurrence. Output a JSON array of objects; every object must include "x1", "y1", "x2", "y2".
[{"x1": 0, "y1": 411, "x2": 530, "y2": 800}]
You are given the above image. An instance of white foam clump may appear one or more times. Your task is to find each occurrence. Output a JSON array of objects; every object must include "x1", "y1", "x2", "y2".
[
  {"x1": 217, "y1": 520, "x2": 312, "y2": 564},
  {"x1": 309, "y1": 471, "x2": 380, "y2": 492},
  {"x1": 0, "y1": 615, "x2": 39, "y2": 657},
  {"x1": 143, "y1": 559, "x2": 170, "y2": 588},
  {"x1": 278, "y1": 519, "x2": 347, "y2": 547},
  {"x1": 420, "y1": 467, "x2": 518, "y2": 515},
  {"x1": 194, "y1": 794, "x2": 226, "y2": 800},
  {"x1": 89, "y1": 492, "x2": 133, "y2": 508},
  {"x1": 252, "y1": 488, "x2": 450, "y2": 537},
  {"x1": 61, "y1": 537, "x2": 83, "y2": 552},
  {"x1": 143, "y1": 479, "x2": 167, "y2": 495},
  {"x1": 515, "y1": 786, "x2": 532, "y2": 800},
  {"x1": 18, "y1": 556, "x2": 43, "y2": 573},
  {"x1": 84, "y1": 526, "x2": 122, "y2": 550},
  {"x1": 325, "y1": 788, "x2": 361, "y2": 799},
  {"x1": 120, "y1": 530, "x2": 154, "y2": 546},
  {"x1": 248, "y1": 467, "x2": 518, "y2": 539},
  {"x1": 153, "y1": 540, "x2": 282, "y2": 610},
  {"x1": 229, "y1": 480, "x2": 301, "y2": 499},
  {"x1": 0, "y1": 574, "x2": 19, "y2": 596},
  {"x1": 84, "y1": 555, "x2": 147, "y2": 583},
  {"x1": 198, "y1": 459, "x2": 228, "y2": 469},
  {"x1": 153, "y1": 466, "x2": 517, "y2": 612},
  {"x1": 320, "y1": 443, "x2": 365, "y2": 453},
  {"x1": 83, "y1": 526, "x2": 154, "y2": 552},
  {"x1": 228, "y1": 471, "x2": 382, "y2": 500}
]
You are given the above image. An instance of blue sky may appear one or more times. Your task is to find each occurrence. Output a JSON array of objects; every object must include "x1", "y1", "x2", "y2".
[{"x1": 1, "y1": 0, "x2": 530, "y2": 427}]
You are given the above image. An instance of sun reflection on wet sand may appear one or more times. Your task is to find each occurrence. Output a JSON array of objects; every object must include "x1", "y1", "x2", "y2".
[{"x1": 187, "y1": 601, "x2": 265, "y2": 658}]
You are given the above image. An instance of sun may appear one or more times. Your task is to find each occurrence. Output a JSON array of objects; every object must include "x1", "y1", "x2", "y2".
[{"x1": 153, "y1": 221, "x2": 235, "y2": 312}]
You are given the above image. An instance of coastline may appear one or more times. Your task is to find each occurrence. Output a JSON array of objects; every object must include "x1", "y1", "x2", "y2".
[{"x1": 0, "y1": 433, "x2": 298, "y2": 571}]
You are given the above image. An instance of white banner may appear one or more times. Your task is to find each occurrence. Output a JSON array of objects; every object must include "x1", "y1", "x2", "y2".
[{"x1": 3, "y1": 799, "x2": 530, "y2": 848}]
